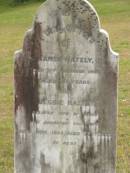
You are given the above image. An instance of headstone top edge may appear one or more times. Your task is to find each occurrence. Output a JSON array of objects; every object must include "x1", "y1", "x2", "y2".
[{"x1": 35, "y1": 0, "x2": 100, "y2": 23}]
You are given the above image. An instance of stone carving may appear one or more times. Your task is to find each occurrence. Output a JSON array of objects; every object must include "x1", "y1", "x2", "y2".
[{"x1": 14, "y1": 0, "x2": 118, "y2": 173}]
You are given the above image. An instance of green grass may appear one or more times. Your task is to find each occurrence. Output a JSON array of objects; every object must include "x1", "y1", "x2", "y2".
[{"x1": 0, "y1": 0, "x2": 130, "y2": 172}]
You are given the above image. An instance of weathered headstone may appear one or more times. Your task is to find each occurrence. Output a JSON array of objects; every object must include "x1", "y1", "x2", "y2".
[{"x1": 14, "y1": 0, "x2": 118, "y2": 173}]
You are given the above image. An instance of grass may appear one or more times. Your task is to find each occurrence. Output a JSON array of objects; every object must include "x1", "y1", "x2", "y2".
[{"x1": 0, "y1": 0, "x2": 130, "y2": 172}]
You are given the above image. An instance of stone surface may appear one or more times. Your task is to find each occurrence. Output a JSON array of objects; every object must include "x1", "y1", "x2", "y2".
[{"x1": 14, "y1": 0, "x2": 118, "y2": 173}]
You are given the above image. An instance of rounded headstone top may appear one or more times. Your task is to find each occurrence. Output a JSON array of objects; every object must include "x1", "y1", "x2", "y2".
[{"x1": 35, "y1": 0, "x2": 100, "y2": 39}]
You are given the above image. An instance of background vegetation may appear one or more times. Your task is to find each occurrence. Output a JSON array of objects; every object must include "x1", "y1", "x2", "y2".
[{"x1": 0, "y1": 0, "x2": 130, "y2": 172}]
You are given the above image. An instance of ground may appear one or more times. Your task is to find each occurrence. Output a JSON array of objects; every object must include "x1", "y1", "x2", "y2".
[{"x1": 0, "y1": 0, "x2": 130, "y2": 172}]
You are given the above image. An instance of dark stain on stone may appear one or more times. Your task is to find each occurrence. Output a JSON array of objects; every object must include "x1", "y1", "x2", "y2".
[
  {"x1": 79, "y1": 106, "x2": 99, "y2": 171},
  {"x1": 31, "y1": 22, "x2": 42, "y2": 116},
  {"x1": 14, "y1": 22, "x2": 42, "y2": 130}
]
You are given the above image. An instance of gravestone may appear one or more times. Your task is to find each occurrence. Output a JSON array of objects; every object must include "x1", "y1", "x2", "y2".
[{"x1": 14, "y1": 0, "x2": 118, "y2": 173}]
